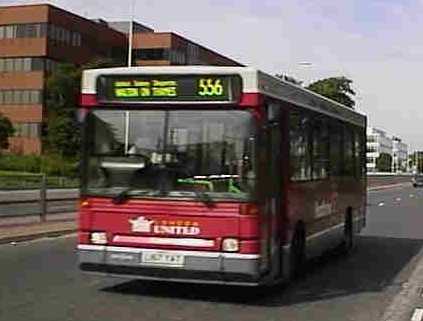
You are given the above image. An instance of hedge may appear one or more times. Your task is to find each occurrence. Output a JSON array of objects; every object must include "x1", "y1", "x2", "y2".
[{"x1": 0, "y1": 154, "x2": 78, "y2": 177}]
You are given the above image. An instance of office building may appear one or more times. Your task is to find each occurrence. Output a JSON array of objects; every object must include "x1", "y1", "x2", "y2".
[
  {"x1": 366, "y1": 127, "x2": 393, "y2": 173},
  {"x1": 0, "y1": 4, "x2": 242, "y2": 155}
]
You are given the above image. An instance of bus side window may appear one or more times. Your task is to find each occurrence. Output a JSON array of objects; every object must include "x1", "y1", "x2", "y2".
[
  {"x1": 312, "y1": 118, "x2": 329, "y2": 180},
  {"x1": 289, "y1": 109, "x2": 311, "y2": 182},
  {"x1": 329, "y1": 122, "x2": 343, "y2": 177},
  {"x1": 353, "y1": 130, "x2": 360, "y2": 179},
  {"x1": 344, "y1": 126, "x2": 354, "y2": 177}
]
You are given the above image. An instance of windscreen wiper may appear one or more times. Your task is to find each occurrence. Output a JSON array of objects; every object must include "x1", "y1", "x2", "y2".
[
  {"x1": 194, "y1": 190, "x2": 215, "y2": 208},
  {"x1": 112, "y1": 188, "x2": 131, "y2": 205},
  {"x1": 112, "y1": 189, "x2": 154, "y2": 205},
  {"x1": 176, "y1": 177, "x2": 216, "y2": 208}
]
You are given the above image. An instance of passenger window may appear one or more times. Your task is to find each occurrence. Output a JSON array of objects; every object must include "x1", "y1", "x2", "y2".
[
  {"x1": 312, "y1": 119, "x2": 329, "y2": 180},
  {"x1": 343, "y1": 127, "x2": 354, "y2": 177},
  {"x1": 329, "y1": 122, "x2": 343, "y2": 177},
  {"x1": 290, "y1": 109, "x2": 311, "y2": 181}
]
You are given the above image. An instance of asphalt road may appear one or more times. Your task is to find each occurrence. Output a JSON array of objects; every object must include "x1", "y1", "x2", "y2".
[{"x1": 1, "y1": 185, "x2": 423, "y2": 321}]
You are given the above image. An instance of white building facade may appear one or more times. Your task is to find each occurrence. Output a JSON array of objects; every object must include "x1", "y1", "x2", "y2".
[
  {"x1": 392, "y1": 137, "x2": 409, "y2": 173},
  {"x1": 366, "y1": 127, "x2": 393, "y2": 173}
]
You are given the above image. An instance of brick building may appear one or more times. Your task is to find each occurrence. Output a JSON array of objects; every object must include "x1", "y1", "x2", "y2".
[
  {"x1": 131, "y1": 32, "x2": 242, "y2": 66},
  {"x1": 0, "y1": 4, "x2": 242, "y2": 155}
]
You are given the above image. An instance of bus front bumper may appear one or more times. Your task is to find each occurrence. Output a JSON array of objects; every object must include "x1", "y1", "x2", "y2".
[{"x1": 77, "y1": 245, "x2": 262, "y2": 286}]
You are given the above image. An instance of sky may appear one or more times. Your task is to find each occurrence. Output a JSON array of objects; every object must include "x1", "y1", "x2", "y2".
[{"x1": 2, "y1": 0, "x2": 423, "y2": 149}]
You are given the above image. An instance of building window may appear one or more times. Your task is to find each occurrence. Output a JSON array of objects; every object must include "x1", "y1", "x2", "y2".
[
  {"x1": 45, "y1": 59, "x2": 58, "y2": 72},
  {"x1": 47, "y1": 24, "x2": 81, "y2": 47},
  {"x1": 0, "y1": 23, "x2": 47, "y2": 39},
  {"x1": 4, "y1": 91, "x2": 13, "y2": 104},
  {"x1": 14, "y1": 123, "x2": 41, "y2": 138},
  {"x1": 5, "y1": 25, "x2": 15, "y2": 38},
  {"x1": 169, "y1": 49, "x2": 187, "y2": 65},
  {"x1": 13, "y1": 91, "x2": 22, "y2": 104},
  {"x1": 29, "y1": 91, "x2": 41, "y2": 104},
  {"x1": 4, "y1": 58, "x2": 14, "y2": 72},
  {"x1": 0, "y1": 90, "x2": 43, "y2": 105},
  {"x1": 187, "y1": 44, "x2": 201, "y2": 64},
  {"x1": 0, "y1": 57, "x2": 57, "y2": 73},
  {"x1": 71, "y1": 32, "x2": 81, "y2": 46},
  {"x1": 134, "y1": 48, "x2": 169, "y2": 60}
]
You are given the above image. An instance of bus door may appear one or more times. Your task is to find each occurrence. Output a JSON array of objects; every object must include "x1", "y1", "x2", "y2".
[{"x1": 261, "y1": 103, "x2": 283, "y2": 279}]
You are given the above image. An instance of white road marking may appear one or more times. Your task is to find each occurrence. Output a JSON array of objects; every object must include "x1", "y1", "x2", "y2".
[
  {"x1": 381, "y1": 247, "x2": 423, "y2": 321},
  {"x1": 411, "y1": 308, "x2": 423, "y2": 321}
]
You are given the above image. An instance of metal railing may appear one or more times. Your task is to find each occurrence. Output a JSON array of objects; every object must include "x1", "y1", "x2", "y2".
[{"x1": 0, "y1": 174, "x2": 79, "y2": 221}]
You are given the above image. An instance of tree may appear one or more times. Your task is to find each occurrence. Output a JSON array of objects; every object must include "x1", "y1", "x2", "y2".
[
  {"x1": 0, "y1": 114, "x2": 14, "y2": 150},
  {"x1": 45, "y1": 63, "x2": 80, "y2": 157},
  {"x1": 275, "y1": 74, "x2": 303, "y2": 86},
  {"x1": 307, "y1": 77, "x2": 356, "y2": 108},
  {"x1": 376, "y1": 153, "x2": 392, "y2": 172},
  {"x1": 45, "y1": 57, "x2": 123, "y2": 157}
]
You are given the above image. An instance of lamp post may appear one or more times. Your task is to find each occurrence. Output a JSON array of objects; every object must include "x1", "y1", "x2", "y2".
[{"x1": 127, "y1": 0, "x2": 135, "y2": 67}]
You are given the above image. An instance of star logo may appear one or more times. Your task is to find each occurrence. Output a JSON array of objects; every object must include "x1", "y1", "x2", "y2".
[{"x1": 129, "y1": 216, "x2": 154, "y2": 233}]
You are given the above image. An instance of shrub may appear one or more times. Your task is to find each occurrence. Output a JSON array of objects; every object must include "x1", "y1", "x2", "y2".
[{"x1": 0, "y1": 154, "x2": 78, "y2": 177}]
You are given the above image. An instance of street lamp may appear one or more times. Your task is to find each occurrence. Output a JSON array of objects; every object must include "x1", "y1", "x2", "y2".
[{"x1": 127, "y1": 0, "x2": 135, "y2": 67}]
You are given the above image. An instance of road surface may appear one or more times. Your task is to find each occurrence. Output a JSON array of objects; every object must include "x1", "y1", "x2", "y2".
[{"x1": 1, "y1": 185, "x2": 423, "y2": 321}]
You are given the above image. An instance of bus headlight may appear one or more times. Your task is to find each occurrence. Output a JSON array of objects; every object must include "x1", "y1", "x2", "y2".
[
  {"x1": 222, "y1": 238, "x2": 239, "y2": 252},
  {"x1": 91, "y1": 232, "x2": 107, "y2": 245}
]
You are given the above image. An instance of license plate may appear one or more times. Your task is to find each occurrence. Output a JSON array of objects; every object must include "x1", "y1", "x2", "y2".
[{"x1": 141, "y1": 251, "x2": 185, "y2": 267}]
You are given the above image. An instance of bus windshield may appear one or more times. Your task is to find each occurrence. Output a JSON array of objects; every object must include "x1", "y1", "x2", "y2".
[{"x1": 82, "y1": 109, "x2": 257, "y2": 201}]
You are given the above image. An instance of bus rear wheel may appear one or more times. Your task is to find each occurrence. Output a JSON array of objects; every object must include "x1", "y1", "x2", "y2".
[{"x1": 289, "y1": 226, "x2": 305, "y2": 280}]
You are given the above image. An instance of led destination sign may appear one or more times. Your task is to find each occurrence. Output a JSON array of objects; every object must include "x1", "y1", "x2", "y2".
[{"x1": 97, "y1": 75, "x2": 241, "y2": 103}]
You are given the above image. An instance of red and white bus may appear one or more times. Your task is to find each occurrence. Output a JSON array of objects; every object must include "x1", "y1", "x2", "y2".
[{"x1": 77, "y1": 66, "x2": 367, "y2": 286}]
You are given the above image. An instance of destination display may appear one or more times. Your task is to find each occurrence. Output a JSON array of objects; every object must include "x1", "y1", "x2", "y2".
[{"x1": 97, "y1": 75, "x2": 242, "y2": 103}]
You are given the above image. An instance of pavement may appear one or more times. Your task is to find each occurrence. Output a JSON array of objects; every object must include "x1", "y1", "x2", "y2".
[
  {"x1": 1, "y1": 184, "x2": 423, "y2": 321},
  {"x1": 0, "y1": 188, "x2": 77, "y2": 244},
  {"x1": 0, "y1": 212, "x2": 76, "y2": 244}
]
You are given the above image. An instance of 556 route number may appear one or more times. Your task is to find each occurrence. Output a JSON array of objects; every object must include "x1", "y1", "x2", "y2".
[{"x1": 198, "y1": 78, "x2": 224, "y2": 96}]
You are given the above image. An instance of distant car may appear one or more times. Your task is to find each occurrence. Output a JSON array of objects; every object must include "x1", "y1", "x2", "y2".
[{"x1": 412, "y1": 175, "x2": 423, "y2": 188}]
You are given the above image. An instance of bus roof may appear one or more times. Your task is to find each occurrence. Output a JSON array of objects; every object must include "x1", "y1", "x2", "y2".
[{"x1": 82, "y1": 66, "x2": 366, "y2": 127}]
